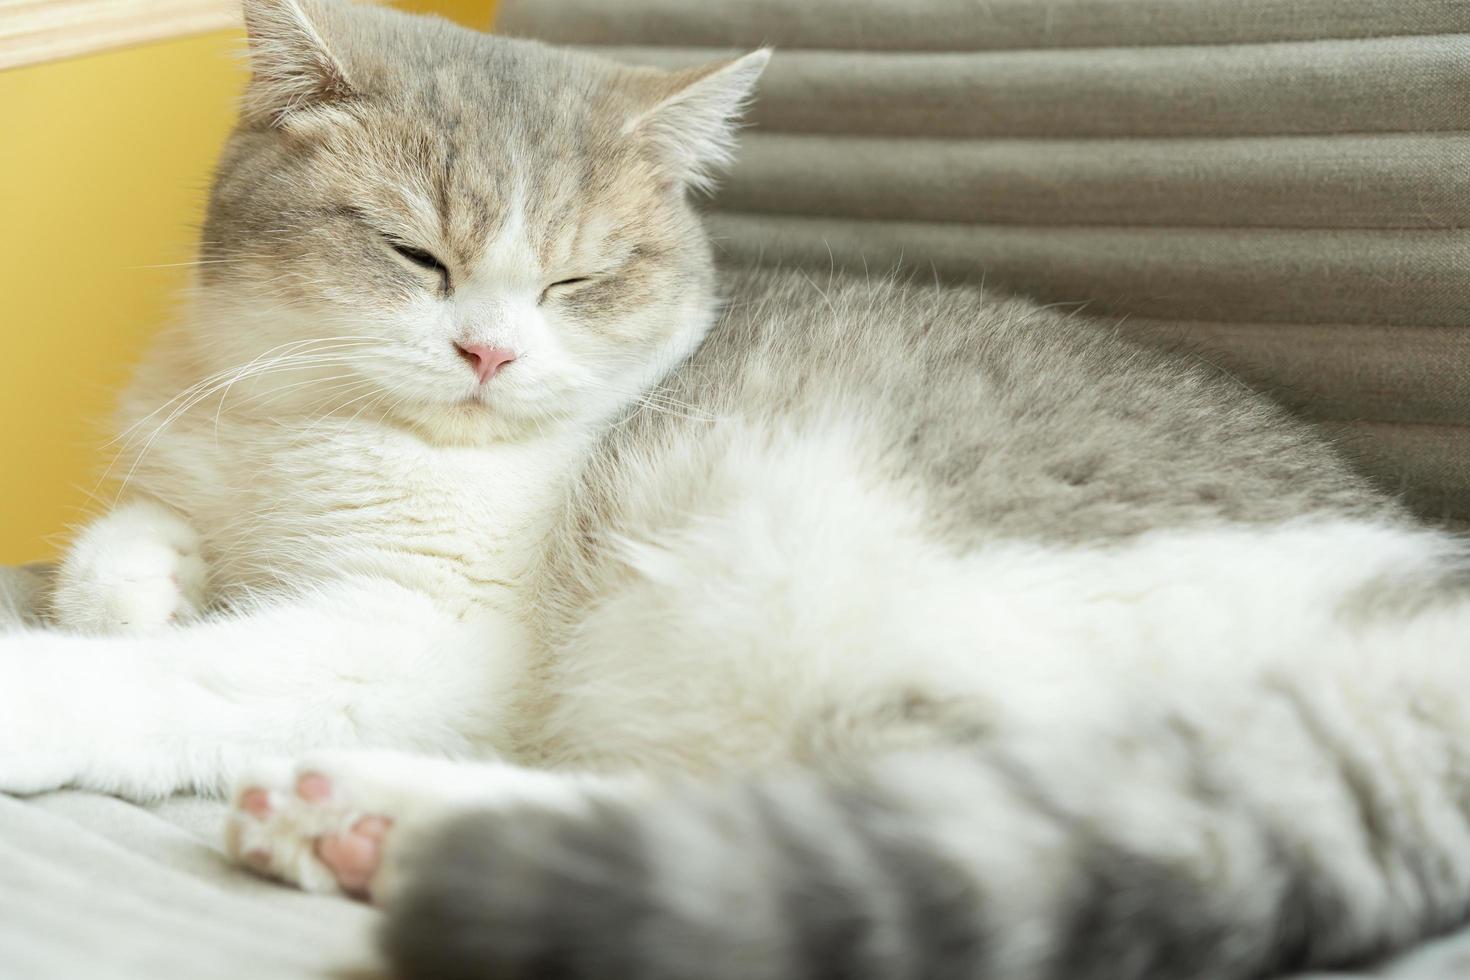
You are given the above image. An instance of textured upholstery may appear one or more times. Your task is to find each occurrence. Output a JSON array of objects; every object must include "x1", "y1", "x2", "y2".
[{"x1": 498, "y1": 0, "x2": 1470, "y2": 522}]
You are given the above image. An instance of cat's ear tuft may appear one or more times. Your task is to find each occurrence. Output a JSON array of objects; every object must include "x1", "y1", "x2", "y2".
[
  {"x1": 626, "y1": 49, "x2": 771, "y2": 193},
  {"x1": 241, "y1": 0, "x2": 355, "y2": 124}
]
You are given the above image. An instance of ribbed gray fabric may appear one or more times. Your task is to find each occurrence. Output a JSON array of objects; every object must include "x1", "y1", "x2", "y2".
[
  {"x1": 705, "y1": 215, "x2": 1470, "y2": 326},
  {"x1": 1117, "y1": 320, "x2": 1470, "y2": 426},
  {"x1": 587, "y1": 38, "x2": 1470, "y2": 139},
  {"x1": 723, "y1": 133, "x2": 1470, "y2": 230},
  {"x1": 1322, "y1": 422, "x2": 1470, "y2": 523},
  {"x1": 497, "y1": 0, "x2": 1470, "y2": 51},
  {"x1": 499, "y1": 0, "x2": 1470, "y2": 522}
]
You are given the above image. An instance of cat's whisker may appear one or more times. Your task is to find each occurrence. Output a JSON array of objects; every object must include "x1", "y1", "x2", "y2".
[
  {"x1": 108, "y1": 337, "x2": 380, "y2": 448},
  {"x1": 114, "y1": 352, "x2": 378, "y2": 475},
  {"x1": 130, "y1": 256, "x2": 276, "y2": 270},
  {"x1": 572, "y1": 377, "x2": 720, "y2": 424},
  {"x1": 104, "y1": 344, "x2": 386, "y2": 500},
  {"x1": 210, "y1": 374, "x2": 373, "y2": 444},
  {"x1": 206, "y1": 354, "x2": 382, "y2": 436}
]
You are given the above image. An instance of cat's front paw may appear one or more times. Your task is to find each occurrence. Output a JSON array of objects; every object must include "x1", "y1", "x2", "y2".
[
  {"x1": 51, "y1": 501, "x2": 207, "y2": 633},
  {"x1": 226, "y1": 751, "x2": 461, "y2": 903},
  {"x1": 0, "y1": 741, "x2": 86, "y2": 796}
]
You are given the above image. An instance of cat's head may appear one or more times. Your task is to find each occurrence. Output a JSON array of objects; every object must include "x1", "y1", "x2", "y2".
[{"x1": 197, "y1": 0, "x2": 766, "y2": 442}]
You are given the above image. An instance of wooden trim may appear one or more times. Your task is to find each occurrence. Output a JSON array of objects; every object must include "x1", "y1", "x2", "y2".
[{"x1": 0, "y1": 0, "x2": 385, "y2": 71}]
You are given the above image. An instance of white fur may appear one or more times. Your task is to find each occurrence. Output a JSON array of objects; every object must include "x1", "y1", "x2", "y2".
[{"x1": 0, "y1": 577, "x2": 523, "y2": 798}]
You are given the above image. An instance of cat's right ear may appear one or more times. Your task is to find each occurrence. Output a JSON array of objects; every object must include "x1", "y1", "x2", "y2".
[
  {"x1": 240, "y1": 0, "x2": 355, "y2": 125},
  {"x1": 624, "y1": 49, "x2": 772, "y2": 193}
]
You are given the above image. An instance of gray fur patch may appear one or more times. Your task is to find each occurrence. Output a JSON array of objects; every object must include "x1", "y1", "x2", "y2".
[
  {"x1": 838, "y1": 784, "x2": 989, "y2": 980},
  {"x1": 751, "y1": 787, "x2": 885, "y2": 980},
  {"x1": 383, "y1": 802, "x2": 653, "y2": 980},
  {"x1": 1046, "y1": 835, "x2": 1244, "y2": 980}
]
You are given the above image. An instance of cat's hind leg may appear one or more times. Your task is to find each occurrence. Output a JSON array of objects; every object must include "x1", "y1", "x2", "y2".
[
  {"x1": 226, "y1": 750, "x2": 626, "y2": 902},
  {"x1": 50, "y1": 498, "x2": 208, "y2": 633}
]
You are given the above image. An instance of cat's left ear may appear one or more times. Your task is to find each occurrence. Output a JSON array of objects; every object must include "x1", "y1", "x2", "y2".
[{"x1": 625, "y1": 49, "x2": 772, "y2": 193}]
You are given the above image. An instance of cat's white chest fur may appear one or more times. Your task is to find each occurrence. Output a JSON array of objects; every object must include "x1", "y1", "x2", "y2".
[{"x1": 160, "y1": 416, "x2": 578, "y2": 617}]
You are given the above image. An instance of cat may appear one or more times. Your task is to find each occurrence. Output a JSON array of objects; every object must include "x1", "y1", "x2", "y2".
[{"x1": 4, "y1": 0, "x2": 1470, "y2": 978}]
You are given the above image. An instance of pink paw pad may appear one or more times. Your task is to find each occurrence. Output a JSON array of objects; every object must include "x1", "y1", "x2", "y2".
[
  {"x1": 296, "y1": 772, "x2": 333, "y2": 802},
  {"x1": 239, "y1": 788, "x2": 273, "y2": 818},
  {"x1": 296, "y1": 771, "x2": 393, "y2": 897},
  {"x1": 315, "y1": 815, "x2": 394, "y2": 898},
  {"x1": 234, "y1": 769, "x2": 395, "y2": 900}
]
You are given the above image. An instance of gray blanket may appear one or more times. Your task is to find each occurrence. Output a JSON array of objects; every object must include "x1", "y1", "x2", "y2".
[{"x1": 0, "y1": 793, "x2": 380, "y2": 980}]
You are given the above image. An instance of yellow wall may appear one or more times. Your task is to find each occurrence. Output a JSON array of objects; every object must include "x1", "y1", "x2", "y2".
[{"x1": 0, "y1": 2, "x2": 496, "y2": 563}]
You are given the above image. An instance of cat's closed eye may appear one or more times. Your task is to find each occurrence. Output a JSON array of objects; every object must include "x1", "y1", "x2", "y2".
[
  {"x1": 389, "y1": 240, "x2": 449, "y2": 277},
  {"x1": 540, "y1": 277, "x2": 592, "y2": 304}
]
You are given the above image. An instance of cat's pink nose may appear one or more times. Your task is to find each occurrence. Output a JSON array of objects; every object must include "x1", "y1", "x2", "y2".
[{"x1": 456, "y1": 343, "x2": 516, "y2": 383}]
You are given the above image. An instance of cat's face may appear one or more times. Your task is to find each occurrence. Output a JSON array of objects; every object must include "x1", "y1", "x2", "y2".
[{"x1": 198, "y1": 0, "x2": 765, "y2": 441}]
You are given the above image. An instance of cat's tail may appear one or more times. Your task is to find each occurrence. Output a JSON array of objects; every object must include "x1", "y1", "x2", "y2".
[{"x1": 380, "y1": 738, "x2": 1463, "y2": 980}]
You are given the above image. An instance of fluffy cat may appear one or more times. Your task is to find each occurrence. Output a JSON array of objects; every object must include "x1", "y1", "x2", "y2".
[{"x1": 4, "y1": 1, "x2": 1470, "y2": 978}]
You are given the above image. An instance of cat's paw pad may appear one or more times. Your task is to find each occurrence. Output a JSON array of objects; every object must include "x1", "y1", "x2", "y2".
[
  {"x1": 52, "y1": 505, "x2": 207, "y2": 633},
  {"x1": 227, "y1": 754, "x2": 428, "y2": 902}
]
